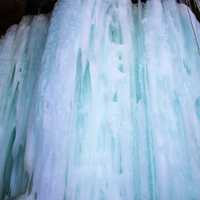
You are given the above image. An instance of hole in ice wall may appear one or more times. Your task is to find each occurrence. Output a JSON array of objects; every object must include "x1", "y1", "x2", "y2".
[
  {"x1": 2, "y1": 127, "x2": 16, "y2": 199},
  {"x1": 117, "y1": 53, "x2": 124, "y2": 72},
  {"x1": 118, "y1": 63, "x2": 124, "y2": 73},
  {"x1": 113, "y1": 92, "x2": 118, "y2": 102},
  {"x1": 109, "y1": 14, "x2": 123, "y2": 44},
  {"x1": 89, "y1": 24, "x2": 95, "y2": 48},
  {"x1": 131, "y1": 0, "x2": 147, "y2": 3},
  {"x1": 118, "y1": 53, "x2": 122, "y2": 61},
  {"x1": 10, "y1": 65, "x2": 16, "y2": 84},
  {"x1": 183, "y1": 61, "x2": 191, "y2": 75},
  {"x1": 34, "y1": 192, "x2": 37, "y2": 200},
  {"x1": 195, "y1": 97, "x2": 200, "y2": 120}
]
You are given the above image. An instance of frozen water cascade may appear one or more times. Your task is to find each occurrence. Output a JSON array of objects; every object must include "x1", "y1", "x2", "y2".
[
  {"x1": 0, "y1": 15, "x2": 49, "y2": 199},
  {"x1": 0, "y1": 0, "x2": 200, "y2": 199}
]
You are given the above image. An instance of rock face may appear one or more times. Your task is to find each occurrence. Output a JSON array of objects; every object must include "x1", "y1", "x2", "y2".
[
  {"x1": 0, "y1": 0, "x2": 200, "y2": 200},
  {"x1": 0, "y1": 0, "x2": 25, "y2": 36},
  {"x1": 0, "y1": 0, "x2": 200, "y2": 35},
  {"x1": 25, "y1": 0, "x2": 57, "y2": 14},
  {"x1": 0, "y1": 0, "x2": 55, "y2": 36},
  {"x1": 185, "y1": 0, "x2": 200, "y2": 22}
]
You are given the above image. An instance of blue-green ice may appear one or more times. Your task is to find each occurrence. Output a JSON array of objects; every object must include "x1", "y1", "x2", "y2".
[{"x1": 0, "y1": 0, "x2": 200, "y2": 199}]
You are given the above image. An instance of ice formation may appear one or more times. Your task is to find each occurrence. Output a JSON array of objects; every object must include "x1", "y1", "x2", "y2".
[{"x1": 0, "y1": 0, "x2": 200, "y2": 200}]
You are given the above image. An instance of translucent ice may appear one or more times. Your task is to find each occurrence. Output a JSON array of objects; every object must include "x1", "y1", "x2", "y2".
[
  {"x1": 0, "y1": 0, "x2": 200, "y2": 200},
  {"x1": 0, "y1": 15, "x2": 49, "y2": 199}
]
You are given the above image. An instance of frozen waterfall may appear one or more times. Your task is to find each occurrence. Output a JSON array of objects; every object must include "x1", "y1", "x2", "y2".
[{"x1": 0, "y1": 0, "x2": 200, "y2": 199}]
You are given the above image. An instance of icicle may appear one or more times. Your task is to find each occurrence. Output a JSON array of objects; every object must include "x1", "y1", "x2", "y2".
[{"x1": 0, "y1": 15, "x2": 49, "y2": 199}]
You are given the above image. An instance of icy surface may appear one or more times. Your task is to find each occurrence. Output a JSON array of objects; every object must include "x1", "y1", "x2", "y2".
[
  {"x1": 0, "y1": 0, "x2": 200, "y2": 200},
  {"x1": 0, "y1": 15, "x2": 49, "y2": 199}
]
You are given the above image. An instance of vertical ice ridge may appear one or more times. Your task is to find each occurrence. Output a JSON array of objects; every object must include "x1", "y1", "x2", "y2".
[{"x1": 0, "y1": 15, "x2": 49, "y2": 199}]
